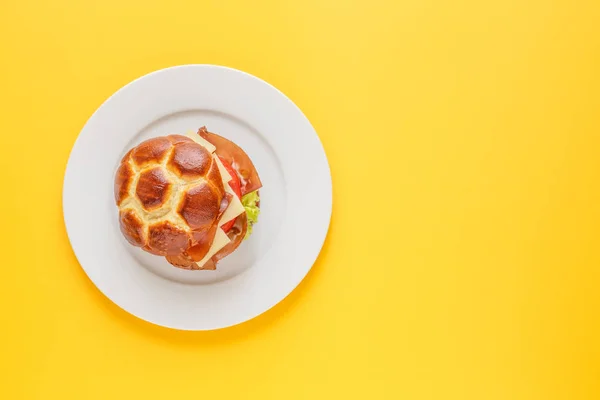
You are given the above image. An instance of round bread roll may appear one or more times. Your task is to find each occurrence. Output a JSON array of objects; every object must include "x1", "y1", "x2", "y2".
[{"x1": 114, "y1": 135, "x2": 230, "y2": 260}]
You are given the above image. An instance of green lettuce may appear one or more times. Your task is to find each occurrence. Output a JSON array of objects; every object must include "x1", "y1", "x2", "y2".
[{"x1": 241, "y1": 191, "x2": 260, "y2": 240}]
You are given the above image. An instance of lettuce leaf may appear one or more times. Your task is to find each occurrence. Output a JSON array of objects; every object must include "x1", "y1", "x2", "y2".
[{"x1": 241, "y1": 191, "x2": 260, "y2": 240}]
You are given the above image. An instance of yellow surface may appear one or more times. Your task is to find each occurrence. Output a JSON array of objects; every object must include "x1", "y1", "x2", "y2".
[{"x1": 0, "y1": 0, "x2": 599, "y2": 398}]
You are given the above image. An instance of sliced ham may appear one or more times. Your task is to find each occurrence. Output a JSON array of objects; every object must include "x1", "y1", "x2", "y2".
[
  {"x1": 197, "y1": 127, "x2": 263, "y2": 195},
  {"x1": 212, "y1": 212, "x2": 248, "y2": 262},
  {"x1": 165, "y1": 253, "x2": 216, "y2": 270}
]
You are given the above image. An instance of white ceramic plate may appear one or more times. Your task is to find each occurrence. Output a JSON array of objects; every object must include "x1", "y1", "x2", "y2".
[{"x1": 63, "y1": 65, "x2": 331, "y2": 330}]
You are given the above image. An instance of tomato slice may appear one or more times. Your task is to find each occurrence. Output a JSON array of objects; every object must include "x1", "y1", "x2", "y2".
[
  {"x1": 220, "y1": 157, "x2": 242, "y2": 198},
  {"x1": 219, "y1": 157, "x2": 242, "y2": 233}
]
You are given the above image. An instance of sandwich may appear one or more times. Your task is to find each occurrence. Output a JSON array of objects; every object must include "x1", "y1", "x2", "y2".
[{"x1": 114, "y1": 127, "x2": 261, "y2": 270}]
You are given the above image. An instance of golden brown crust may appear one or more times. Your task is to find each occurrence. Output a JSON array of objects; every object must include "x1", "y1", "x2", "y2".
[
  {"x1": 119, "y1": 210, "x2": 145, "y2": 247},
  {"x1": 114, "y1": 162, "x2": 133, "y2": 205},
  {"x1": 167, "y1": 141, "x2": 212, "y2": 179},
  {"x1": 131, "y1": 137, "x2": 172, "y2": 167},
  {"x1": 136, "y1": 167, "x2": 171, "y2": 210},
  {"x1": 114, "y1": 134, "x2": 227, "y2": 260},
  {"x1": 146, "y1": 221, "x2": 191, "y2": 256},
  {"x1": 167, "y1": 135, "x2": 193, "y2": 145},
  {"x1": 177, "y1": 182, "x2": 221, "y2": 230}
]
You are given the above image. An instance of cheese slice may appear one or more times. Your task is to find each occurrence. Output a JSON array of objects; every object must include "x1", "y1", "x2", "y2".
[
  {"x1": 214, "y1": 154, "x2": 232, "y2": 181},
  {"x1": 194, "y1": 227, "x2": 230, "y2": 268},
  {"x1": 182, "y1": 130, "x2": 245, "y2": 268},
  {"x1": 185, "y1": 130, "x2": 216, "y2": 153}
]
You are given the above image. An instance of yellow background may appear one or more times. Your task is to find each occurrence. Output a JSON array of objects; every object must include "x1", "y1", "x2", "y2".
[{"x1": 1, "y1": 0, "x2": 599, "y2": 398}]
